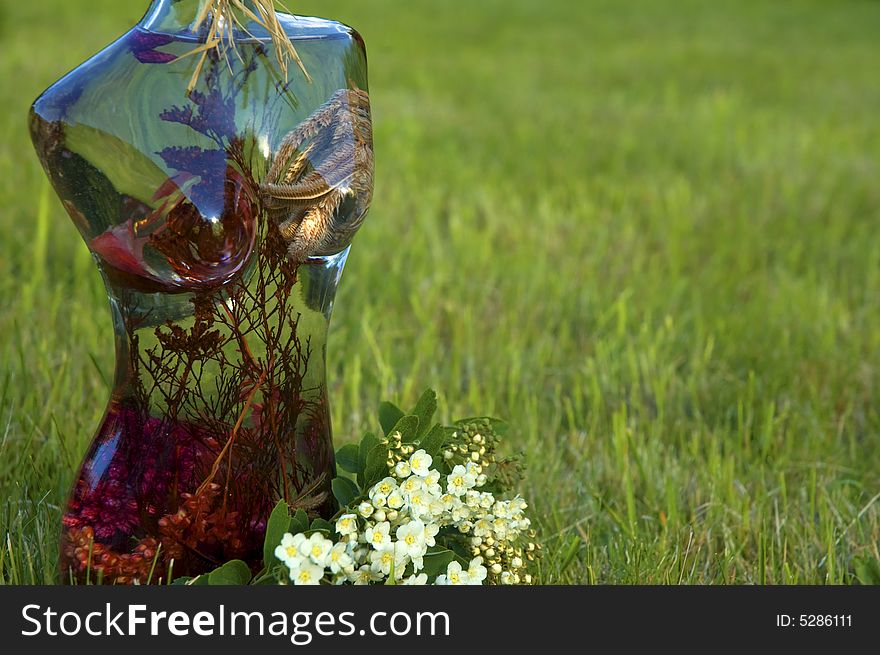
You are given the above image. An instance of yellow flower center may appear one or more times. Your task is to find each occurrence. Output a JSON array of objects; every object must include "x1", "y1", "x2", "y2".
[
  {"x1": 286, "y1": 546, "x2": 297, "y2": 557},
  {"x1": 406, "y1": 535, "x2": 415, "y2": 545}
]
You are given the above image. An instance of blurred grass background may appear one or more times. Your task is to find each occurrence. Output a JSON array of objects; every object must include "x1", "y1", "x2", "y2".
[{"x1": 1, "y1": 0, "x2": 879, "y2": 583}]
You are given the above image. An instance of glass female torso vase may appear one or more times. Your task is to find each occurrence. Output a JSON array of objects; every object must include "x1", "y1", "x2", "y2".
[{"x1": 29, "y1": 0, "x2": 372, "y2": 584}]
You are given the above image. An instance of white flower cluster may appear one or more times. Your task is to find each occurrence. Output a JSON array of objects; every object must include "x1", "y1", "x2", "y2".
[{"x1": 275, "y1": 444, "x2": 532, "y2": 585}]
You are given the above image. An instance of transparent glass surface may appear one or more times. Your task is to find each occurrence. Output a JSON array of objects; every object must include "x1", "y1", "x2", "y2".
[{"x1": 29, "y1": 0, "x2": 372, "y2": 583}]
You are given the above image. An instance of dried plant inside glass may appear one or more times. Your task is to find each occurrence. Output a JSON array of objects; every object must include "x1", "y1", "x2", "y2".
[{"x1": 29, "y1": 0, "x2": 373, "y2": 584}]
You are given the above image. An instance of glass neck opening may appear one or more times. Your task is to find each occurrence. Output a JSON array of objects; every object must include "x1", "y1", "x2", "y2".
[{"x1": 142, "y1": 0, "x2": 263, "y2": 35}]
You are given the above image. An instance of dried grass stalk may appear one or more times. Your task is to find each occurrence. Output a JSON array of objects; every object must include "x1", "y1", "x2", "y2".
[{"x1": 187, "y1": 0, "x2": 310, "y2": 93}]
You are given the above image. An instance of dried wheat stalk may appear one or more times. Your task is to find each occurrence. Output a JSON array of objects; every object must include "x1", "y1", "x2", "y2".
[{"x1": 187, "y1": 0, "x2": 309, "y2": 93}]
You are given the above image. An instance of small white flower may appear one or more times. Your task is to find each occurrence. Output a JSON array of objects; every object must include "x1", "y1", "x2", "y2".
[
  {"x1": 358, "y1": 501, "x2": 374, "y2": 518},
  {"x1": 335, "y1": 513, "x2": 358, "y2": 537},
  {"x1": 370, "y1": 542, "x2": 409, "y2": 577},
  {"x1": 364, "y1": 521, "x2": 391, "y2": 550},
  {"x1": 394, "y1": 460, "x2": 412, "y2": 478},
  {"x1": 447, "y1": 465, "x2": 476, "y2": 496},
  {"x1": 351, "y1": 564, "x2": 383, "y2": 585},
  {"x1": 351, "y1": 545, "x2": 370, "y2": 565},
  {"x1": 438, "y1": 493, "x2": 459, "y2": 512},
  {"x1": 401, "y1": 475, "x2": 423, "y2": 495},
  {"x1": 327, "y1": 542, "x2": 354, "y2": 574},
  {"x1": 372, "y1": 476, "x2": 397, "y2": 498},
  {"x1": 290, "y1": 560, "x2": 324, "y2": 585},
  {"x1": 424, "y1": 470, "x2": 442, "y2": 495},
  {"x1": 451, "y1": 503, "x2": 471, "y2": 523},
  {"x1": 492, "y1": 517, "x2": 509, "y2": 540},
  {"x1": 300, "y1": 532, "x2": 333, "y2": 566},
  {"x1": 395, "y1": 520, "x2": 427, "y2": 559},
  {"x1": 468, "y1": 557, "x2": 488, "y2": 584},
  {"x1": 473, "y1": 518, "x2": 493, "y2": 538},
  {"x1": 408, "y1": 450, "x2": 433, "y2": 477},
  {"x1": 407, "y1": 490, "x2": 433, "y2": 519},
  {"x1": 401, "y1": 573, "x2": 428, "y2": 585},
  {"x1": 275, "y1": 532, "x2": 306, "y2": 566},
  {"x1": 386, "y1": 490, "x2": 405, "y2": 509},
  {"x1": 437, "y1": 561, "x2": 470, "y2": 585},
  {"x1": 422, "y1": 522, "x2": 440, "y2": 547},
  {"x1": 465, "y1": 491, "x2": 482, "y2": 508}
]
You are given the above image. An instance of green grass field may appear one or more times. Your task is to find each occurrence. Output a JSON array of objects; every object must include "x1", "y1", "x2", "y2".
[{"x1": 1, "y1": 0, "x2": 879, "y2": 584}]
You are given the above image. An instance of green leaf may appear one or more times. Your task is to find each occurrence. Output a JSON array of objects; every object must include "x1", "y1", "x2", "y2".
[
  {"x1": 410, "y1": 389, "x2": 438, "y2": 440},
  {"x1": 336, "y1": 443, "x2": 360, "y2": 474},
  {"x1": 332, "y1": 476, "x2": 360, "y2": 507},
  {"x1": 379, "y1": 401, "x2": 404, "y2": 435},
  {"x1": 418, "y1": 423, "x2": 446, "y2": 459},
  {"x1": 385, "y1": 559, "x2": 397, "y2": 585},
  {"x1": 309, "y1": 517, "x2": 333, "y2": 534},
  {"x1": 389, "y1": 415, "x2": 420, "y2": 443},
  {"x1": 364, "y1": 442, "x2": 390, "y2": 488},
  {"x1": 207, "y1": 560, "x2": 252, "y2": 585},
  {"x1": 170, "y1": 576, "x2": 193, "y2": 585},
  {"x1": 65, "y1": 123, "x2": 169, "y2": 205},
  {"x1": 263, "y1": 499, "x2": 291, "y2": 568},
  {"x1": 854, "y1": 556, "x2": 880, "y2": 585},
  {"x1": 446, "y1": 537, "x2": 474, "y2": 563},
  {"x1": 421, "y1": 548, "x2": 455, "y2": 578},
  {"x1": 252, "y1": 572, "x2": 282, "y2": 585},
  {"x1": 358, "y1": 432, "x2": 379, "y2": 487},
  {"x1": 290, "y1": 509, "x2": 309, "y2": 535}
]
